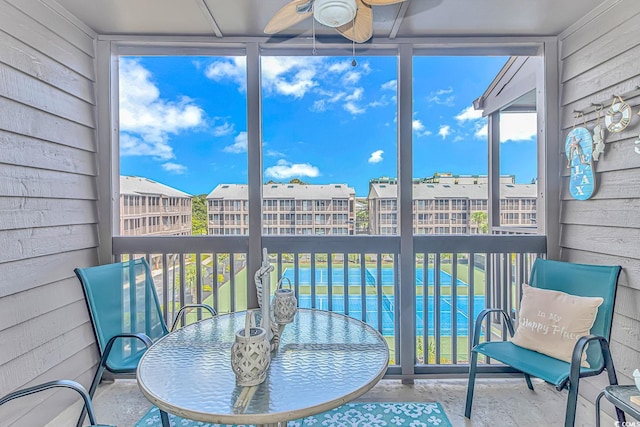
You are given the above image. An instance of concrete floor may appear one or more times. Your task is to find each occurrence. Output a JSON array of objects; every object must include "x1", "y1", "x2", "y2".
[{"x1": 52, "y1": 377, "x2": 614, "y2": 427}]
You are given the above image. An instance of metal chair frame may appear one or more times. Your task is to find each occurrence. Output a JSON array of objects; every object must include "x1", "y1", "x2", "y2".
[
  {"x1": 465, "y1": 259, "x2": 624, "y2": 426},
  {"x1": 0, "y1": 380, "x2": 111, "y2": 426},
  {"x1": 75, "y1": 258, "x2": 216, "y2": 427}
]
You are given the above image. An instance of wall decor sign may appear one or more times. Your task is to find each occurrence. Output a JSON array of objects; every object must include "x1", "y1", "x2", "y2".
[
  {"x1": 565, "y1": 126, "x2": 596, "y2": 200},
  {"x1": 605, "y1": 96, "x2": 632, "y2": 133}
]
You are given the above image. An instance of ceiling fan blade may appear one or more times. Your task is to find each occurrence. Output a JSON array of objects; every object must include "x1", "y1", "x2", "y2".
[
  {"x1": 336, "y1": 0, "x2": 373, "y2": 43},
  {"x1": 362, "y1": 0, "x2": 407, "y2": 5},
  {"x1": 264, "y1": 0, "x2": 313, "y2": 34}
]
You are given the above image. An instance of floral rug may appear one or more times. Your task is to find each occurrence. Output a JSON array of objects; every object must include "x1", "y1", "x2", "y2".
[{"x1": 136, "y1": 402, "x2": 451, "y2": 427}]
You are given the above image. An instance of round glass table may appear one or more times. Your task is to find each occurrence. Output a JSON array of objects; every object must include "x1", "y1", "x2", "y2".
[{"x1": 137, "y1": 309, "x2": 389, "y2": 427}]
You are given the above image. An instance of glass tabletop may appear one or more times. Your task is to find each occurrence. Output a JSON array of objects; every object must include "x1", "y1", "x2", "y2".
[
  {"x1": 137, "y1": 309, "x2": 389, "y2": 425},
  {"x1": 605, "y1": 385, "x2": 640, "y2": 420}
]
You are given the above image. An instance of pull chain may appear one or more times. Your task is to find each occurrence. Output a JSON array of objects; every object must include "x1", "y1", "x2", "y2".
[
  {"x1": 351, "y1": 16, "x2": 357, "y2": 66},
  {"x1": 312, "y1": 14, "x2": 317, "y2": 56}
]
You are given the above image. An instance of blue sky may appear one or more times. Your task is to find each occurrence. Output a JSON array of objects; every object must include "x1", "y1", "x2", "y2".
[{"x1": 119, "y1": 55, "x2": 537, "y2": 196}]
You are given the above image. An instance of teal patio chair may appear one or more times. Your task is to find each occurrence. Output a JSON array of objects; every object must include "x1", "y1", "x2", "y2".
[
  {"x1": 75, "y1": 258, "x2": 216, "y2": 427},
  {"x1": 0, "y1": 380, "x2": 113, "y2": 426},
  {"x1": 465, "y1": 258, "x2": 624, "y2": 427}
]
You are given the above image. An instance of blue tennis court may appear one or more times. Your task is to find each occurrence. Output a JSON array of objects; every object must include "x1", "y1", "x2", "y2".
[
  {"x1": 281, "y1": 267, "x2": 468, "y2": 287},
  {"x1": 297, "y1": 294, "x2": 486, "y2": 337}
]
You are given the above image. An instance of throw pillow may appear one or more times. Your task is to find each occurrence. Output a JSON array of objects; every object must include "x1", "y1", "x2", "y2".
[{"x1": 511, "y1": 283, "x2": 603, "y2": 367}]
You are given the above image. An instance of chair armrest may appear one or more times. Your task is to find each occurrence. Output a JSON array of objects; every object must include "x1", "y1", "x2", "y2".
[
  {"x1": 0, "y1": 380, "x2": 101, "y2": 426},
  {"x1": 472, "y1": 308, "x2": 515, "y2": 348},
  {"x1": 102, "y1": 333, "x2": 153, "y2": 365},
  {"x1": 171, "y1": 304, "x2": 217, "y2": 331},
  {"x1": 570, "y1": 335, "x2": 614, "y2": 379}
]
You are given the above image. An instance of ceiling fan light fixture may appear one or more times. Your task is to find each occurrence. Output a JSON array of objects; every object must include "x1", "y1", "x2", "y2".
[{"x1": 313, "y1": 0, "x2": 357, "y2": 28}]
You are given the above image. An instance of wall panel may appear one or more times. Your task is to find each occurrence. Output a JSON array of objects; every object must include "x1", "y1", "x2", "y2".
[
  {"x1": 559, "y1": 0, "x2": 640, "y2": 420},
  {"x1": 0, "y1": 0, "x2": 99, "y2": 425}
]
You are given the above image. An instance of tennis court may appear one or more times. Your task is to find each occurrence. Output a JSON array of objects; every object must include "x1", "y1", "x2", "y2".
[
  {"x1": 297, "y1": 294, "x2": 485, "y2": 337},
  {"x1": 282, "y1": 266, "x2": 468, "y2": 287}
]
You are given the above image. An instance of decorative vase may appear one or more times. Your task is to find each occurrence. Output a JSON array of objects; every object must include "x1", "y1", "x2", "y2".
[
  {"x1": 230, "y1": 311, "x2": 271, "y2": 386},
  {"x1": 272, "y1": 278, "x2": 297, "y2": 325}
]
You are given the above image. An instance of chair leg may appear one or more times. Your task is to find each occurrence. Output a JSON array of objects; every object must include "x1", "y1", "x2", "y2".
[
  {"x1": 76, "y1": 364, "x2": 106, "y2": 427},
  {"x1": 601, "y1": 341, "x2": 626, "y2": 424},
  {"x1": 564, "y1": 373, "x2": 580, "y2": 427},
  {"x1": 465, "y1": 350, "x2": 478, "y2": 419},
  {"x1": 524, "y1": 373, "x2": 534, "y2": 390},
  {"x1": 160, "y1": 409, "x2": 170, "y2": 427}
]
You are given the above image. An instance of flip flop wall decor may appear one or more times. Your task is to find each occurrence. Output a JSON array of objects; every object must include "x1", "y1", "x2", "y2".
[{"x1": 565, "y1": 127, "x2": 596, "y2": 200}]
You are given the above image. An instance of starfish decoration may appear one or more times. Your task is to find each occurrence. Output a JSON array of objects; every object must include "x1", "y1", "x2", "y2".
[{"x1": 567, "y1": 134, "x2": 587, "y2": 168}]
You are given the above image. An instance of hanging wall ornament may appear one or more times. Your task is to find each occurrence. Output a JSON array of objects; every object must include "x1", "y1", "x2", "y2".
[
  {"x1": 605, "y1": 95, "x2": 632, "y2": 133},
  {"x1": 635, "y1": 110, "x2": 640, "y2": 155},
  {"x1": 566, "y1": 113, "x2": 596, "y2": 200},
  {"x1": 592, "y1": 105, "x2": 606, "y2": 161}
]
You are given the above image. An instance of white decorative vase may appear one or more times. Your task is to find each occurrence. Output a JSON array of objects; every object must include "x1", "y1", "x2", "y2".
[
  {"x1": 230, "y1": 311, "x2": 271, "y2": 386},
  {"x1": 272, "y1": 278, "x2": 297, "y2": 325}
]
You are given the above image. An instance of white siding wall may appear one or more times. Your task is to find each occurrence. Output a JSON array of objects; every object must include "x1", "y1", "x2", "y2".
[
  {"x1": 0, "y1": 0, "x2": 99, "y2": 425},
  {"x1": 559, "y1": 0, "x2": 640, "y2": 418}
]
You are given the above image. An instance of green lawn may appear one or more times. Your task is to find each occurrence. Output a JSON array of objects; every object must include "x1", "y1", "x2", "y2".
[{"x1": 384, "y1": 336, "x2": 470, "y2": 365}]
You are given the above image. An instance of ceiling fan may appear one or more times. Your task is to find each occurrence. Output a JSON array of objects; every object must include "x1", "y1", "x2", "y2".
[{"x1": 264, "y1": 0, "x2": 408, "y2": 43}]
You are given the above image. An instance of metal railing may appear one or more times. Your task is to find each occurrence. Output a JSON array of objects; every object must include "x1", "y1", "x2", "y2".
[{"x1": 112, "y1": 233, "x2": 546, "y2": 377}]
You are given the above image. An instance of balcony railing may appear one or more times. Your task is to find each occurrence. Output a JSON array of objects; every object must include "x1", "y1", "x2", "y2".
[{"x1": 112, "y1": 233, "x2": 546, "y2": 378}]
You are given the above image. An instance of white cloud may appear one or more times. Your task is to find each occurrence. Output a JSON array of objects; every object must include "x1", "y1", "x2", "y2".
[
  {"x1": 500, "y1": 113, "x2": 537, "y2": 141},
  {"x1": 261, "y1": 56, "x2": 322, "y2": 98},
  {"x1": 310, "y1": 90, "x2": 347, "y2": 112},
  {"x1": 412, "y1": 119, "x2": 432, "y2": 137},
  {"x1": 438, "y1": 125, "x2": 451, "y2": 139},
  {"x1": 344, "y1": 102, "x2": 365, "y2": 115},
  {"x1": 205, "y1": 57, "x2": 246, "y2": 90},
  {"x1": 473, "y1": 113, "x2": 537, "y2": 142},
  {"x1": 328, "y1": 92, "x2": 346, "y2": 103},
  {"x1": 328, "y1": 61, "x2": 352, "y2": 73},
  {"x1": 345, "y1": 87, "x2": 364, "y2": 102},
  {"x1": 310, "y1": 100, "x2": 327, "y2": 112},
  {"x1": 381, "y1": 80, "x2": 397, "y2": 91},
  {"x1": 368, "y1": 150, "x2": 384, "y2": 163},
  {"x1": 455, "y1": 105, "x2": 483, "y2": 122},
  {"x1": 265, "y1": 159, "x2": 320, "y2": 179},
  {"x1": 427, "y1": 87, "x2": 455, "y2": 106},
  {"x1": 343, "y1": 88, "x2": 365, "y2": 114},
  {"x1": 224, "y1": 131, "x2": 248, "y2": 153},
  {"x1": 212, "y1": 118, "x2": 235, "y2": 136},
  {"x1": 266, "y1": 149, "x2": 286, "y2": 157},
  {"x1": 343, "y1": 71, "x2": 361, "y2": 85},
  {"x1": 120, "y1": 134, "x2": 173, "y2": 160},
  {"x1": 162, "y1": 162, "x2": 187, "y2": 174},
  {"x1": 119, "y1": 58, "x2": 204, "y2": 161},
  {"x1": 368, "y1": 95, "x2": 389, "y2": 108},
  {"x1": 433, "y1": 87, "x2": 453, "y2": 96},
  {"x1": 475, "y1": 123, "x2": 488, "y2": 139}
]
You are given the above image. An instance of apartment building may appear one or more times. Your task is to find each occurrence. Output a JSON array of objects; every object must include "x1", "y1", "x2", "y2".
[
  {"x1": 120, "y1": 176, "x2": 192, "y2": 236},
  {"x1": 207, "y1": 183, "x2": 356, "y2": 235},
  {"x1": 368, "y1": 174, "x2": 537, "y2": 235}
]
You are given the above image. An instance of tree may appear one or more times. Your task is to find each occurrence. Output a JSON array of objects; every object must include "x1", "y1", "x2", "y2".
[
  {"x1": 289, "y1": 178, "x2": 307, "y2": 185},
  {"x1": 471, "y1": 211, "x2": 489, "y2": 234},
  {"x1": 191, "y1": 195, "x2": 208, "y2": 235}
]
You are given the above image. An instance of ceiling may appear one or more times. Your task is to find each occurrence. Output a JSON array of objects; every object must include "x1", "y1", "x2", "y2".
[{"x1": 55, "y1": 0, "x2": 606, "y2": 41}]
